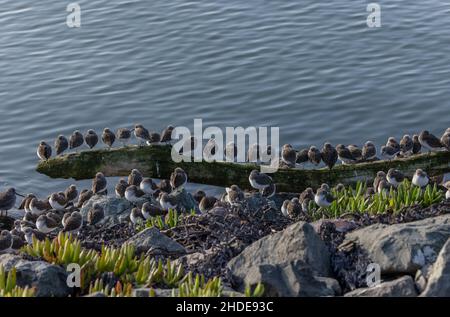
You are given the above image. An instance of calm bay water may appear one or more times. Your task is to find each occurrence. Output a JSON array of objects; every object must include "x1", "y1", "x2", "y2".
[{"x1": 0, "y1": 1, "x2": 449, "y2": 197}]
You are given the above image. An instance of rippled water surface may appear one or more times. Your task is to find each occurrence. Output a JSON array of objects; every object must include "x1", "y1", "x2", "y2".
[{"x1": 1, "y1": 1, "x2": 450, "y2": 196}]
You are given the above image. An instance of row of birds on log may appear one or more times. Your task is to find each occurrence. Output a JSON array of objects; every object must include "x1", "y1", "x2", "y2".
[{"x1": 37, "y1": 126, "x2": 450, "y2": 170}]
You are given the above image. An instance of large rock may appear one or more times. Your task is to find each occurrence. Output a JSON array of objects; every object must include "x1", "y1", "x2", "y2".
[
  {"x1": 421, "y1": 238, "x2": 450, "y2": 296},
  {"x1": 170, "y1": 188, "x2": 198, "y2": 213},
  {"x1": 80, "y1": 195, "x2": 133, "y2": 224},
  {"x1": 126, "y1": 227, "x2": 186, "y2": 256},
  {"x1": 0, "y1": 254, "x2": 70, "y2": 297},
  {"x1": 344, "y1": 276, "x2": 417, "y2": 297},
  {"x1": 227, "y1": 221, "x2": 332, "y2": 296},
  {"x1": 344, "y1": 214, "x2": 450, "y2": 274}
]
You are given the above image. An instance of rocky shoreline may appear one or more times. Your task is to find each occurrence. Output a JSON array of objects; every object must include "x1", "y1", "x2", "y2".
[{"x1": 2, "y1": 190, "x2": 450, "y2": 297}]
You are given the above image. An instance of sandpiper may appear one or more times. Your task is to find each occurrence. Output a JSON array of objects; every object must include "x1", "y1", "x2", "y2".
[
  {"x1": 419, "y1": 130, "x2": 443, "y2": 152},
  {"x1": 125, "y1": 185, "x2": 146, "y2": 203},
  {"x1": 46, "y1": 211, "x2": 62, "y2": 224},
  {"x1": 62, "y1": 212, "x2": 71, "y2": 227},
  {"x1": 10, "y1": 234, "x2": 24, "y2": 250},
  {"x1": 133, "y1": 124, "x2": 151, "y2": 145},
  {"x1": 128, "y1": 169, "x2": 143, "y2": 187},
  {"x1": 386, "y1": 137, "x2": 400, "y2": 152},
  {"x1": 0, "y1": 188, "x2": 20, "y2": 217},
  {"x1": 77, "y1": 189, "x2": 93, "y2": 208},
  {"x1": 10, "y1": 220, "x2": 23, "y2": 238},
  {"x1": 248, "y1": 170, "x2": 272, "y2": 191},
  {"x1": 224, "y1": 142, "x2": 238, "y2": 162},
  {"x1": 159, "y1": 179, "x2": 172, "y2": 194},
  {"x1": 23, "y1": 227, "x2": 46, "y2": 245},
  {"x1": 362, "y1": 141, "x2": 377, "y2": 161},
  {"x1": 0, "y1": 230, "x2": 13, "y2": 252},
  {"x1": 116, "y1": 128, "x2": 132, "y2": 146},
  {"x1": 62, "y1": 211, "x2": 83, "y2": 234},
  {"x1": 225, "y1": 185, "x2": 244, "y2": 206},
  {"x1": 140, "y1": 178, "x2": 156, "y2": 195},
  {"x1": 29, "y1": 197, "x2": 50, "y2": 216},
  {"x1": 308, "y1": 146, "x2": 321, "y2": 166},
  {"x1": 69, "y1": 130, "x2": 84, "y2": 151},
  {"x1": 158, "y1": 192, "x2": 178, "y2": 211},
  {"x1": 380, "y1": 145, "x2": 399, "y2": 160},
  {"x1": 296, "y1": 148, "x2": 309, "y2": 165},
  {"x1": 446, "y1": 188, "x2": 450, "y2": 200},
  {"x1": 19, "y1": 193, "x2": 36, "y2": 214},
  {"x1": 299, "y1": 187, "x2": 315, "y2": 212},
  {"x1": 170, "y1": 167, "x2": 188, "y2": 190},
  {"x1": 36, "y1": 214, "x2": 59, "y2": 234},
  {"x1": 247, "y1": 143, "x2": 260, "y2": 163},
  {"x1": 49, "y1": 192, "x2": 67, "y2": 211},
  {"x1": 102, "y1": 128, "x2": 116, "y2": 149},
  {"x1": 193, "y1": 190, "x2": 206, "y2": 204},
  {"x1": 315, "y1": 187, "x2": 334, "y2": 208},
  {"x1": 130, "y1": 207, "x2": 145, "y2": 225},
  {"x1": 281, "y1": 198, "x2": 302, "y2": 218},
  {"x1": 321, "y1": 143, "x2": 338, "y2": 170},
  {"x1": 64, "y1": 185, "x2": 78, "y2": 205},
  {"x1": 348, "y1": 145, "x2": 362, "y2": 161},
  {"x1": 55, "y1": 135, "x2": 69, "y2": 156},
  {"x1": 373, "y1": 171, "x2": 387, "y2": 191},
  {"x1": 336, "y1": 144, "x2": 356, "y2": 165},
  {"x1": 412, "y1": 169, "x2": 429, "y2": 188},
  {"x1": 84, "y1": 129, "x2": 98, "y2": 149},
  {"x1": 262, "y1": 183, "x2": 276, "y2": 198},
  {"x1": 92, "y1": 172, "x2": 107, "y2": 195},
  {"x1": 386, "y1": 168, "x2": 405, "y2": 188},
  {"x1": 160, "y1": 125, "x2": 174, "y2": 144},
  {"x1": 146, "y1": 132, "x2": 161, "y2": 145},
  {"x1": 400, "y1": 135, "x2": 413, "y2": 156},
  {"x1": 37, "y1": 141, "x2": 52, "y2": 161},
  {"x1": 281, "y1": 144, "x2": 296, "y2": 167},
  {"x1": 203, "y1": 139, "x2": 218, "y2": 161},
  {"x1": 377, "y1": 179, "x2": 392, "y2": 194},
  {"x1": 115, "y1": 178, "x2": 128, "y2": 198},
  {"x1": 141, "y1": 202, "x2": 165, "y2": 219},
  {"x1": 412, "y1": 135, "x2": 421, "y2": 154},
  {"x1": 87, "y1": 204, "x2": 104, "y2": 226},
  {"x1": 199, "y1": 196, "x2": 218, "y2": 213},
  {"x1": 441, "y1": 132, "x2": 450, "y2": 151}
]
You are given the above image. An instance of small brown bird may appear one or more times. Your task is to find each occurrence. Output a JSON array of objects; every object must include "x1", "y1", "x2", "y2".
[
  {"x1": 130, "y1": 207, "x2": 145, "y2": 225},
  {"x1": 336, "y1": 144, "x2": 356, "y2": 165},
  {"x1": 296, "y1": 148, "x2": 309, "y2": 165},
  {"x1": 77, "y1": 189, "x2": 93, "y2": 208},
  {"x1": 92, "y1": 172, "x2": 107, "y2": 195},
  {"x1": 125, "y1": 185, "x2": 146, "y2": 203},
  {"x1": 55, "y1": 135, "x2": 69, "y2": 156},
  {"x1": 115, "y1": 179, "x2": 128, "y2": 198},
  {"x1": 102, "y1": 128, "x2": 116, "y2": 149},
  {"x1": 386, "y1": 168, "x2": 405, "y2": 188},
  {"x1": 193, "y1": 190, "x2": 206, "y2": 204},
  {"x1": 84, "y1": 129, "x2": 99, "y2": 149},
  {"x1": 281, "y1": 198, "x2": 302, "y2": 218},
  {"x1": 69, "y1": 130, "x2": 84, "y2": 151},
  {"x1": 373, "y1": 171, "x2": 386, "y2": 191},
  {"x1": 160, "y1": 125, "x2": 174, "y2": 144},
  {"x1": 128, "y1": 169, "x2": 143, "y2": 187},
  {"x1": 419, "y1": 130, "x2": 443, "y2": 152},
  {"x1": 400, "y1": 135, "x2": 413, "y2": 156},
  {"x1": 362, "y1": 141, "x2": 377, "y2": 161},
  {"x1": 147, "y1": 132, "x2": 161, "y2": 145},
  {"x1": 441, "y1": 132, "x2": 450, "y2": 151},
  {"x1": 158, "y1": 179, "x2": 172, "y2": 194},
  {"x1": 248, "y1": 170, "x2": 272, "y2": 191},
  {"x1": 37, "y1": 141, "x2": 52, "y2": 161},
  {"x1": 321, "y1": 143, "x2": 338, "y2": 170},
  {"x1": 247, "y1": 143, "x2": 260, "y2": 163},
  {"x1": 386, "y1": 137, "x2": 400, "y2": 152},
  {"x1": 170, "y1": 167, "x2": 188, "y2": 190},
  {"x1": 412, "y1": 135, "x2": 421, "y2": 154},
  {"x1": 199, "y1": 196, "x2": 218, "y2": 213},
  {"x1": 116, "y1": 128, "x2": 132, "y2": 146},
  {"x1": 87, "y1": 204, "x2": 104, "y2": 226},
  {"x1": 348, "y1": 145, "x2": 362, "y2": 161},
  {"x1": 158, "y1": 192, "x2": 178, "y2": 211},
  {"x1": 308, "y1": 146, "x2": 321, "y2": 166},
  {"x1": 64, "y1": 185, "x2": 78, "y2": 204},
  {"x1": 225, "y1": 185, "x2": 244, "y2": 206},
  {"x1": 134, "y1": 124, "x2": 151, "y2": 145},
  {"x1": 62, "y1": 211, "x2": 83, "y2": 234},
  {"x1": 281, "y1": 144, "x2": 296, "y2": 167},
  {"x1": 141, "y1": 202, "x2": 165, "y2": 219}
]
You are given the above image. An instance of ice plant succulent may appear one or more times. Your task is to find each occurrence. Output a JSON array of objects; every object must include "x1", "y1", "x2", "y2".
[{"x1": 0, "y1": 266, "x2": 35, "y2": 297}]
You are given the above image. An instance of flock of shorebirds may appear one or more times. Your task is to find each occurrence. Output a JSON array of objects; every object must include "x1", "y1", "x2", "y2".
[{"x1": 1, "y1": 126, "x2": 450, "y2": 252}]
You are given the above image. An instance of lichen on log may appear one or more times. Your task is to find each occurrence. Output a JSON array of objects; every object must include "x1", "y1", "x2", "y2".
[{"x1": 36, "y1": 145, "x2": 450, "y2": 193}]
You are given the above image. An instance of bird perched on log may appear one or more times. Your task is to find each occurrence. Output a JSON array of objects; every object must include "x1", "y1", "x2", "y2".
[
  {"x1": 386, "y1": 137, "x2": 400, "y2": 153},
  {"x1": 400, "y1": 135, "x2": 413, "y2": 156},
  {"x1": 362, "y1": 141, "x2": 377, "y2": 161},
  {"x1": 441, "y1": 131, "x2": 450, "y2": 151},
  {"x1": 170, "y1": 168, "x2": 188, "y2": 191},
  {"x1": 336, "y1": 144, "x2": 356, "y2": 165},
  {"x1": 281, "y1": 144, "x2": 296, "y2": 167},
  {"x1": 133, "y1": 124, "x2": 151, "y2": 146},
  {"x1": 37, "y1": 141, "x2": 52, "y2": 161},
  {"x1": 412, "y1": 135, "x2": 421, "y2": 154},
  {"x1": 380, "y1": 145, "x2": 399, "y2": 160},
  {"x1": 69, "y1": 130, "x2": 84, "y2": 151},
  {"x1": 87, "y1": 204, "x2": 104, "y2": 226},
  {"x1": 308, "y1": 146, "x2": 321, "y2": 166},
  {"x1": 412, "y1": 169, "x2": 429, "y2": 188},
  {"x1": 348, "y1": 145, "x2": 362, "y2": 161},
  {"x1": 419, "y1": 130, "x2": 443, "y2": 152},
  {"x1": 224, "y1": 142, "x2": 238, "y2": 162},
  {"x1": 321, "y1": 143, "x2": 338, "y2": 170},
  {"x1": 55, "y1": 135, "x2": 69, "y2": 156},
  {"x1": 84, "y1": 130, "x2": 99, "y2": 149},
  {"x1": 386, "y1": 168, "x2": 405, "y2": 188},
  {"x1": 116, "y1": 128, "x2": 132, "y2": 146},
  {"x1": 77, "y1": 189, "x2": 93, "y2": 208},
  {"x1": 160, "y1": 125, "x2": 174, "y2": 144},
  {"x1": 248, "y1": 170, "x2": 272, "y2": 192},
  {"x1": 296, "y1": 148, "x2": 309, "y2": 166},
  {"x1": 92, "y1": 172, "x2": 107, "y2": 195},
  {"x1": 128, "y1": 169, "x2": 143, "y2": 187},
  {"x1": 147, "y1": 132, "x2": 161, "y2": 145},
  {"x1": 102, "y1": 128, "x2": 116, "y2": 149},
  {"x1": 247, "y1": 143, "x2": 259, "y2": 163}
]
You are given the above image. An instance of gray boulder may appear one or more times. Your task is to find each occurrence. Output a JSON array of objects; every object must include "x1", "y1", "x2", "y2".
[
  {"x1": 0, "y1": 254, "x2": 70, "y2": 297},
  {"x1": 421, "y1": 237, "x2": 450, "y2": 296},
  {"x1": 126, "y1": 227, "x2": 186, "y2": 256},
  {"x1": 344, "y1": 275, "x2": 417, "y2": 297},
  {"x1": 80, "y1": 195, "x2": 133, "y2": 224},
  {"x1": 344, "y1": 214, "x2": 450, "y2": 274},
  {"x1": 170, "y1": 188, "x2": 197, "y2": 213}
]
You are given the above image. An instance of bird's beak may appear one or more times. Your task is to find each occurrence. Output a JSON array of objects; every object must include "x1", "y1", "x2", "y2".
[{"x1": 16, "y1": 192, "x2": 26, "y2": 197}]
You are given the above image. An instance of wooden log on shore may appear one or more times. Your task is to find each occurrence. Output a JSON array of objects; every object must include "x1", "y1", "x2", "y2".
[{"x1": 36, "y1": 145, "x2": 450, "y2": 193}]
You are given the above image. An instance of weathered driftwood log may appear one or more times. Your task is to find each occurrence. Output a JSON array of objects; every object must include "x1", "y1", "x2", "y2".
[{"x1": 36, "y1": 145, "x2": 450, "y2": 193}]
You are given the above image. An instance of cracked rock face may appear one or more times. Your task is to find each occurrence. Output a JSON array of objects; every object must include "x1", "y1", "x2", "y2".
[
  {"x1": 343, "y1": 214, "x2": 450, "y2": 274},
  {"x1": 126, "y1": 227, "x2": 186, "y2": 256},
  {"x1": 344, "y1": 275, "x2": 417, "y2": 297},
  {"x1": 420, "y1": 237, "x2": 450, "y2": 296}
]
